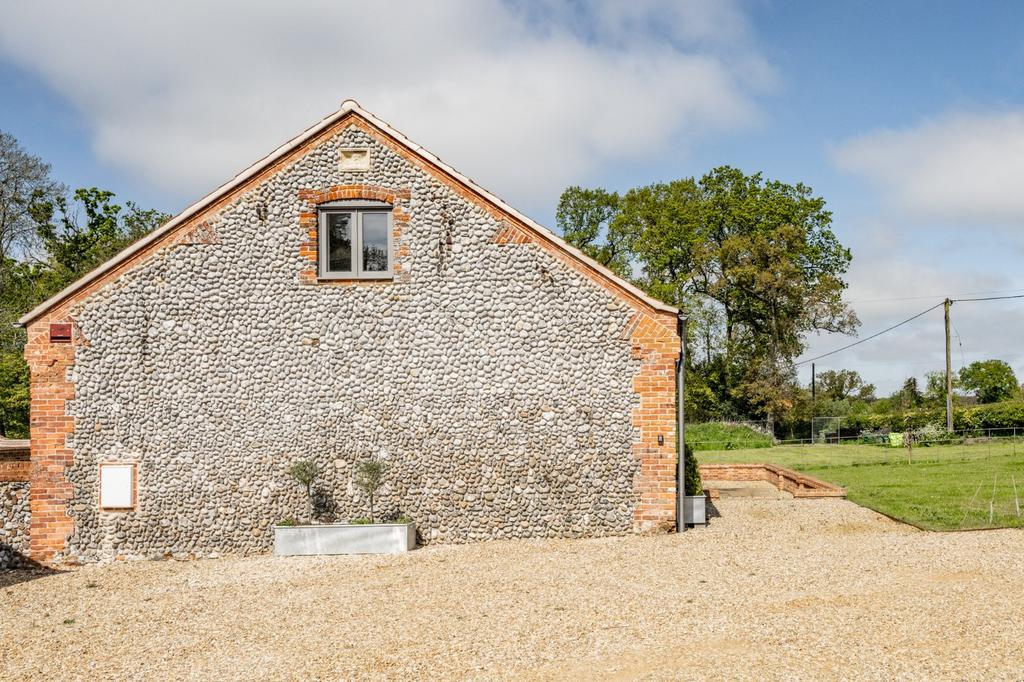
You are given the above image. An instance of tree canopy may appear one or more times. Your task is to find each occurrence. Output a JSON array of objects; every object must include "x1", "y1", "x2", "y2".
[
  {"x1": 0, "y1": 131, "x2": 63, "y2": 262},
  {"x1": 959, "y1": 360, "x2": 1018, "y2": 404},
  {"x1": 817, "y1": 369, "x2": 875, "y2": 402},
  {"x1": 557, "y1": 166, "x2": 857, "y2": 419}
]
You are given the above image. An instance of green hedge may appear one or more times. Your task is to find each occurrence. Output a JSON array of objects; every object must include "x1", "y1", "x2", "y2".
[
  {"x1": 685, "y1": 422, "x2": 774, "y2": 450},
  {"x1": 840, "y1": 400, "x2": 1024, "y2": 433}
]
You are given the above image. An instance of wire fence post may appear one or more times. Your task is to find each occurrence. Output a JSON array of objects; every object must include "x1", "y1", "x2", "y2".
[
  {"x1": 990, "y1": 474, "x2": 998, "y2": 525},
  {"x1": 1012, "y1": 475, "x2": 1020, "y2": 518}
]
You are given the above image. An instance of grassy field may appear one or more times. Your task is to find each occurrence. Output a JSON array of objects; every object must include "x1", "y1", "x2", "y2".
[{"x1": 700, "y1": 440, "x2": 1024, "y2": 530}]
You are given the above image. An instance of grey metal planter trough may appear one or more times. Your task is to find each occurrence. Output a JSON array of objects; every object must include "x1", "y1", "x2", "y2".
[
  {"x1": 274, "y1": 522, "x2": 416, "y2": 556},
  {"x1": 684, "y1": 495, "x2": 707, "y2": 526}
]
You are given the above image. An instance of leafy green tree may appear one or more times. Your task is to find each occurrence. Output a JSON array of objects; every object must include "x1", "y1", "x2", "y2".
[
  {"x1": 959, "y1": 360, "x2": 1018, "y2": 404},
  {"x1": 31, "y1": 187, "x2": 168, "y2": 291},
  {"x1": 0, "y1": 351, "x2": 29, "y2": 438},
  {"x1": 817, "y1": 369, "x2": 875, "y2": 401},
  {"x1": 923, "y1": 370, "x2": 961, "y2": 407},
  {"x1": 0, "y1": 259, "x2": 47, "y2": 437},
  {"x1": 555, "y1": 186, "x2": 624, "y2": 275},
  {"x1": 557, "y1": 166, "x2": 857, "y2": 419},
  {"x1": 900, "y1": 376, "x2": 923, "y2": 409}
]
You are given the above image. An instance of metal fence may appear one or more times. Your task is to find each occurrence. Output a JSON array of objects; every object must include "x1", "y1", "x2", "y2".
[
  {"x1": 774, "y1": 426, "x2": 1024, "y2": 448},
  {"x1": 811, "y1": 416, "x2": 843, "y2": 444}
]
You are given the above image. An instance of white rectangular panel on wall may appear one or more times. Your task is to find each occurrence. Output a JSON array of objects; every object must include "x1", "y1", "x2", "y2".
[{"x1": 99, "y1": 464, "x2": 135, "y2": 509}]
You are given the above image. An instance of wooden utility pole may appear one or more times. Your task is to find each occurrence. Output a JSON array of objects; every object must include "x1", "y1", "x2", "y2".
[
  {"x1": 811, "y1": 362, "x2": 816, "y2": 438},
  {"x1": 811, "y1": 362, "x2": 816, "y2": 404},
  {"x1": 944, "y1": 298, "x2": 953, "y2": 432}
]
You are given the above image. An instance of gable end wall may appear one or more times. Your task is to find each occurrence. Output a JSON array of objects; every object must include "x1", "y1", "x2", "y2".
[{"x1": 24, "y1": 117, "x2": 678, "y2": 563}]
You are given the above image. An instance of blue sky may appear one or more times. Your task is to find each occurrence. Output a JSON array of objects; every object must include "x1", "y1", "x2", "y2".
[{"x1": 2, "y1": 0, "x2": 1023, "y2": 396}]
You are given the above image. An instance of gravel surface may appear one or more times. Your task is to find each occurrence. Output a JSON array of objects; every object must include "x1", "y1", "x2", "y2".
[{"x1": 3, "y1": 498, "x2": 1024, "y2": 681}]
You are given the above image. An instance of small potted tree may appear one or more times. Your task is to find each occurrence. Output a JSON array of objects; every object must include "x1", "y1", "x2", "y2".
[
  {"x1": 352, "y1": 459, "x2": 385, "y2": 523},
  {"x1": 682, "y1": 443, "x2": 707, "y2": 525},
  {"x1": 287, "y1": 459, "x2": 319, "y2": 523},
  {"x1": 274, "y1": 456, "x2": 416, "y2": 556}
]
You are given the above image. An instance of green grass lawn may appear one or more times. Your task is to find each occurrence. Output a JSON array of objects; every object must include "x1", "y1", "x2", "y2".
[{"x1": 699, "y1": 440, "x2": 1024, "y2": 531}]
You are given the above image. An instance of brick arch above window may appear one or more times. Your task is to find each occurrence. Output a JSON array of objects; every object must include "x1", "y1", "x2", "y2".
[
  {"x1": 297, "y1": 184, "x2": 411, "y2": 285},
  {"x1": 299, "y1": 184, "x2": 411, "y2": 207}
]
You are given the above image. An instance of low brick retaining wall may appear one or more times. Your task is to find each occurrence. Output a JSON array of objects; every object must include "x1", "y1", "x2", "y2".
[
  {"x1": 700, "y1": 463, "x2": 845, "y2": 499},
  {"x1": 1, "y1": 440, "x2": 31, "y2": 568},
  {"x1": 0, "y1": 458, "x2": 30, "y2": 482}
]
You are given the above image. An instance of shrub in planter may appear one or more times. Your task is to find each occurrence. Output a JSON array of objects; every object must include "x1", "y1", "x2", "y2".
[
  {"x1": 353, "y1": 458, "x2": 386, "y2": 523},
  {"x1": 286, "y1": 459, "x2": 319, "y2": 522},
  {"x1": 349, "y1": 513, "x2": 412, "y2": 525},
  {"x1": 683, "y1": 443, "x2": 702, "y2": 495},
  {"x1": 274, "y1": 457, "x2": 416, "y2": 556}
]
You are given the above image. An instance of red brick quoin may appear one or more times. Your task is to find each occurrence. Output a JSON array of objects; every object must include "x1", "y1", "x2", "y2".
[
  {"x1": 627, "y1": 313, "x2": 679, "y2": 530},
  {"x1": 24, "y1": 318, "x2": 78, "y2": 562}
]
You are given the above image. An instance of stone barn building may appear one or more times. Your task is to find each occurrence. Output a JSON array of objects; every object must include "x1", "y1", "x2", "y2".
[{"x1": 15, "y1": 101, "x2": 681, "y2": 565}]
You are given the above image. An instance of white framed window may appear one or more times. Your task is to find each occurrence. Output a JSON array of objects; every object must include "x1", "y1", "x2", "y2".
[
  {"x1": 318, "y1": 201, "x2": 393, "y2": 280},
  {"x1": 99, "y1": 463, "x2": 137, "y2": 511}
]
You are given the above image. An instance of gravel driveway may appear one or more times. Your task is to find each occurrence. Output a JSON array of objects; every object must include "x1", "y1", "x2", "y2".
[{"x1": 3, "y1": 498, "x2": 1024, "y2": 681}]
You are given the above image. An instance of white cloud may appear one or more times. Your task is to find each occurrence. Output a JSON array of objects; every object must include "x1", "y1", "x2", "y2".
[
  {"x1": 832, "y1": 111, "x2": 1024, "y2": 225},
  {"x1": 0, "y1": 0, "x2": 774, "y2": 217}
]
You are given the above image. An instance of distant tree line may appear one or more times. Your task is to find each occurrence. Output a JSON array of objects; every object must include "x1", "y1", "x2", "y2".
[
  {"x1": 0, "y1": 131, "x2": 168, "y2": 437},
  {"x1": 796, "y1": 360, "x2": 1022, "y2": 429}
]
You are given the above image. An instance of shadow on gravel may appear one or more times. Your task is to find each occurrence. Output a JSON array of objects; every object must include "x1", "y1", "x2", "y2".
[{"x1": 0, "y1": 552, "x2": 63, "y2": 588}]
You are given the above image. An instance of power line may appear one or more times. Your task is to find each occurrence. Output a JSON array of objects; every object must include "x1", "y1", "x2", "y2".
[
  {"x1": 952, "y1": 293, "x2": 1024, "y2": 303},
  {"x1": 849, "y1": 288, "x2": 1024, "y2": 304},
  {"x1": 797, "y1": 292, "x2": 1024, "y2": 367},
  {"x1": 796, "y1": 302, "x2": 944, "y2": 366}
]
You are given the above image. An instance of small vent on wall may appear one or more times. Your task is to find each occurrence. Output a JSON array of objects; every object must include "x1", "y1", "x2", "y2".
[
  {"x1": 339, "y1": 148, "x2": 370, "y2": 172},
  {"x1": 50, "y1": 322, "x2": 72, "y2": 344}
]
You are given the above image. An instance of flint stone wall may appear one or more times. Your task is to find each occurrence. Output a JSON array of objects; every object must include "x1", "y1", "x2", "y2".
[
  {"x1": 1, "y1": 482, "x2": 30, "y2": 568},
  {"x1": 60, "y1": 125, "x2": 646, "y2": 562}
]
